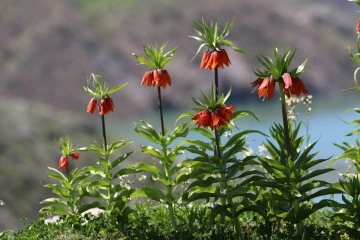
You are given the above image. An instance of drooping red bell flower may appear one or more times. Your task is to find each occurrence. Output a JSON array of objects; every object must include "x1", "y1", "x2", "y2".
[
  {"x1": 99, "y1": 96, "x2": 114, "y2": 115},
  {"x1": 200, "y1": 49, "x2": 231, "y2": 70},
  {"x1": 58, "y1": 155, "x2": 69, "y2": 170},
  {"x1": 153, "y1": 69, "x2": 172, "y2": 89},
  {"x1": 192, "y1": 104, "x2": 236, "y2": 130},
  {"x1": 87, "y1": 98, "x2": 97, "y2": 114},
  {"x1": 192, "y1": 109, "x2": 212, "y2": 128},
  {"x1": 217, "y1": 105, "x2": 236, "y2": 124},
  {"x1": 70, "y1": 152, "x2": 80, "y2": 160},
  {"x1": 356, "y1": 18, "x2": 360, "y2": 33},
  {"x1": 252, "y1": 77, "x2": 276, "y2": 99},
  {"x1": 284, "y1": 77, "x2": 309, "y2": 97},
  {"x1": 141, "y1": 71, "x2": 155, "y2": 87}
]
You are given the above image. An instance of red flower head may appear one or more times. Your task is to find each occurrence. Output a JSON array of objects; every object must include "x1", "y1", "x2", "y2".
[
  {"x1": 217, "y1": 105, "x2": 236, "y2": 124},
  {"x1": 200, "y1": 51, "x2": 211, "y2": 69},
  {"x1": 192, "y1": 109, "x2": 212, "y2": 128},
  {"x1": 282, "y1": 73, "x2": 292, "y2": 90},
  {"x1": 99, "y1": 96, "x2": 114, "y2": 116},
  {"x1": 153, "y1": 69, "x2": 172, "y2": 89},
  {"x1": 141, "y1": 71, "x2": 155, "y2": 87},
  {"x1": 285, "y1": 77, "x2": 309, "y2": 97},
  {"x1": 252, "y1": 77, "x2": 276, "y2": 99},
  {"x1": 356, "y1": 18, "x2": 360, "y2": 33},
  {"x1": 200, "y1": 49, "x2": 231, "y2": 70},
  {"x1": 86, "y1": 98, "x2": 97, "y2": 114},
  {"x1": 58, "y1": 155, "x2": 69, "y2": 170},
  {"x1": 192, "y1": 104, "x2": 236, "y2": 130},
  {"x1": 70, "y1": 152, "x2": 80, "y2": 160}
]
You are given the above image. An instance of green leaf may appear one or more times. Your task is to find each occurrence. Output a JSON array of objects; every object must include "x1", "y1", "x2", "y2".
[
  {"x1": 107, "y1": 82, "x2": 128, "y2": 95},
  {"x1": 39, "y1": 205, "x2": 68, "y2": 215},
  {"x1": 140, "y1": 145, "x2": 163, "y2": 159},
  {"x1": 128, "y1": 162, "x2": 162, "y2": 175},
  {"x1": 111, "y1": 152, "x2": 133, "y2": 168},
  {"x1": 130, "y1": 187, "x2": 165, "y2": 202}
]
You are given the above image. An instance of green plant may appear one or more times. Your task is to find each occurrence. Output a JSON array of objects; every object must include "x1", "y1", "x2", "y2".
[
  {"x1": 39, "y1": 167, "x2": 100, "y2": 225},
  {"x1": 40, "y1": 136, "x2": 99, "y2": 225},
  {"x1": 252, "y1": 123, "x2": 340, "y2": 237}
]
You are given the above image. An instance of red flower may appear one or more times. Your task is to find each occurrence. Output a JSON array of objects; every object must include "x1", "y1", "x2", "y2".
[
  {"x1": 192, "y1": 105, "x2": 236, "y2": 130},
  {"x1": 220, "y1": 49, "x2": 231, "y2": 67},
  {"x1": 200, "y1": 49, "x2": 231, "y2": 70},
  {"x1": 282, "y1": 73, "x2": 292, "y2": 90},
  {"x1": 87, "y1": 98, "x2": 97, "y2": 114},
  {"x1": 218, "y1": 105, "x2": 236, "y2": 124},
  {"x1": 58, "y1": 156, "x2": 69, "y2": 169},
  {"x1": 200, "y1": 51, "x2": 211, "y2": 69},
  {"x1": 99, "y1": 96, "x2": 114, "y2": 115},
  {"x1": 356, "y1": 18, "x2": 360, "y2": 33},
  {"x1": 70, "y1": 152, "x2": 80, "y2": 160},
  {"x1": 141, "y1": 71, "x2": 155, "y2": 87},
  {"x1": 142, "y1": 69, "x2": 171, "y2": 89},
  {"x1": 192, "y1": 109, "x2": 211, "y2": 128},
  {"x1": 285, "y1": 77, "x2": 309, "y2": 97},
  {"x1": 153, "y1": 69, "x2": 172, "y2": 89},
  {"x1": 252, "y1": 77, "x2": 275, "y2": 99},
  {"x1": 252, "y1": 74, "x2": 308, "y2": 99}
]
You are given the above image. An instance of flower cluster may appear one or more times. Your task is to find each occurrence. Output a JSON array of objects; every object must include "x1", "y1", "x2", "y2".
[
  {"x1": 87, "y1": 96, "x2": 114, "y2": 116},
  {"x1": 58, "y1": 152, "x2": 80, "y2": 170},
  {"x1": 84, "y1": 73, "x2": 127, "y2": 116},
  {"x1": 200, "y1": 49, "x2": 231, "y2": 70},
  {"x1": 57, "y1": 136, "x2": 80, "y2": 170},
  {"x1": 252, "y1": 49, "x2": 308, "y2": 100},
  {"x1": 133, "y1": 43, "x2": 176, "y2": 89},
  {"x1": 141, "y1": 69, "x2": 172, "y2": 88},
  {"x1": 192, "y1": 105, "x2": 236, "y2": 130},
  {"x1": 252, "y1": 73, "x2": 308, "y2": 99}
]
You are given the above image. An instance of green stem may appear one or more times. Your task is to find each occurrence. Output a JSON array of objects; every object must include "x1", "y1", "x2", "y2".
[
  {"x1": 158, "y1": 86, "x2": 176, "y2": 229},
  {"x1": 158, "y1": 86, "x2": 165, "y2": 136},
  {"x1": 101, "y1": 115, "x2": 108, "y2": 151},
  {"x1": 279, "y1": 82, "x2": 292, "y2": 155}
]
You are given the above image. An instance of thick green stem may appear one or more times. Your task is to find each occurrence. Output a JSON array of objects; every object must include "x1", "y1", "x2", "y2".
[
  {"x1": 158, "y1": 86, "x2": 165, "y2": 136},
  {"x1": 158, "y1": 86, "x2": 176, "y2": 229},
  {"x1": 279, "y1": 82, "x2": 292, "y2": 155},
  {"x1": 101, "y1": 115, "x2": 108, "y2": 151}
]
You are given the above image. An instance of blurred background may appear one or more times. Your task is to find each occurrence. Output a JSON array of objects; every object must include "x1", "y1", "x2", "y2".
[{"x1": 0, "y1": 0, "x2": 359, "y2": 231}]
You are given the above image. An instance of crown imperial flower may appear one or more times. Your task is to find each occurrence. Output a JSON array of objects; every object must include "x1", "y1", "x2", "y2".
[
  {"x1": 133, "y1": 43, "x2": 176, "y2": 89},
  {"x1": 252, "y1": 49, "x2": 308, "y2": 100},
  {"x1": 70, "y1": 152, "x2": 80, "y2": 160},
  {"x1": 58, "y1": 155, "x2": 69, "y2": 169},
  {"x1": 84, "y1": 74, "x2": 127, "y2": 116},
  {"x1": 87, "y1": 98, "x2": 97, "y2": 114},
  {"x1": 192, "y1": 104, "x2": 236, "y2": 130}
]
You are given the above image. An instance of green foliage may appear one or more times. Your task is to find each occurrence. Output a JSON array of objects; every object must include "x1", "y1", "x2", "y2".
[
  {"x1": 128, "y1": 121, "x2": 188, "y2": 229},
  {"x1": 4, "y1": 203, "x2": 347, "y2": 240},
  {"x1": 132, "y1": 42, "x2": 177, "y2": 69},
  {"x1": 190, "y1": 17, "x2": 245, "y2": 60},
  {"x1": 179, "y1": 110, "x2": 261, "y2": 235},
  {"x1": 252, "y1": 123, "x2": 340, "y2": 236},
  {"x1": 39, "y1": 167, "x2": 100, "y2": 225},
  {"x1": 83, "y1": 140, "x2": 134, "y2": 215},
  {"x1": 254, "y1": 48, "x2": 307, "y2": 80},
  {"x1": 332, "y1": 175, "x2": 360, "y2": 238},
  {"x1": 84, "y1": 73, "x2": 128, "y2": 99}
]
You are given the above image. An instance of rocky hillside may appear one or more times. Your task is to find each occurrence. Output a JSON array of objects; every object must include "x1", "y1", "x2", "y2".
[{"x1": 0, "y1": 0, "x2": 358, "y2": 231}]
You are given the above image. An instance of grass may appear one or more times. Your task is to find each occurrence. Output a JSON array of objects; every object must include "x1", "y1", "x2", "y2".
[{"x1": 0, "y1": 203, "x2": 353, "y2": 240}]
